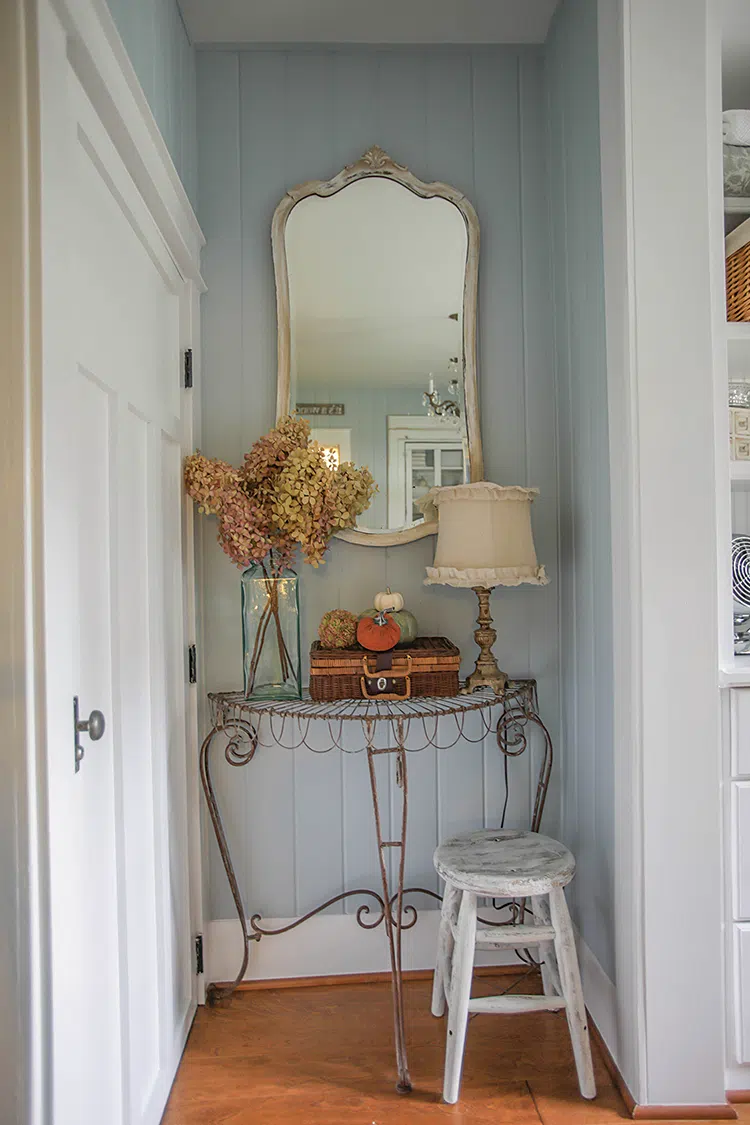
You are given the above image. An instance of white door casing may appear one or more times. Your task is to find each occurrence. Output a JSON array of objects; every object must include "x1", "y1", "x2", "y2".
[{"x1": 39, "y1": 1, "x2": 204, "y2": 1122}]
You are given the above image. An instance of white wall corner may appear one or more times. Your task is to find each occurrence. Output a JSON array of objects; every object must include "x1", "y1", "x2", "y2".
[{"x1": 597, "y1": 0, "x2": 647, "y2": 1104}]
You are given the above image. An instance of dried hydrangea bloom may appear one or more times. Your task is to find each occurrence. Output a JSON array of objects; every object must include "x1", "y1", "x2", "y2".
[
  {"x1": 184, "y1": 453, "x2": 238, "y2": 515},
  {"x1": 184, "y1": 415, "x2": 376, "y2": 570},
  {"x1": 242, "y1": 415, "x2": 311, "y2": 486},
  {"x1": 216, "y1": 484, "x2": 274, "y2": 569}
]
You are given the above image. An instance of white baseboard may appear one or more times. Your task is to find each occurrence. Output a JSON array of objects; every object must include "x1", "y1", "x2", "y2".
[
  {"x1": 725, "y1": 1065, "x2": 750, "y2": 1093},
  {"x1": 204, "y1": 913, "x2": 621, "y2": 1074},
  {"x1": 206, "y1": 909, "x2": 524, "y2": 985},
  {"x1": 575, "y1": 927, "x2": 620, "y2": 1066}
]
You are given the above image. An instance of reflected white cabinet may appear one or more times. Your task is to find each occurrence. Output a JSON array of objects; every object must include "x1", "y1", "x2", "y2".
[
  {"x1": 405, "y1": 443, "x2": 465, "y2": 524},
  {"x1": 386, "y1": 416, "x2": 467, "y2": 528}
]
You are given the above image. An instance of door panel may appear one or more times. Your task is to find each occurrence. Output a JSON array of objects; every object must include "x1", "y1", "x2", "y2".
[
  {"x1": 161, "y1": 432, "x2": 193, "y2": 1042},
  {"x1": 63, "y1": 366, "x2": 122, "y2": 1124},
  {"x1": 40, "y1": 3, "x2": 197, "y2": 1122},
  {"x1": 118, "y1": 407, "x2": 161, "y2": 1115}
]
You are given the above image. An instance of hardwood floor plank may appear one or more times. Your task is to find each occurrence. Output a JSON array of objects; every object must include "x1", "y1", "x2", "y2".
[{"x1": 162, "y1": 974, "x2": 625, "y2": 1124}]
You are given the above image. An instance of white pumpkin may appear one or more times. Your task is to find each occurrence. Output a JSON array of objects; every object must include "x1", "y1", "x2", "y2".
[{"x1": 373, "y1": 587, "x2": 404, "y2": 613}]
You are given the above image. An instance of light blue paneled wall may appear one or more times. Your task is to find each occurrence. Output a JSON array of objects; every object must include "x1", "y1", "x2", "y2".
[
  {"x1": 197, "y1": 47, "x2": 561, "y2": 925},
  {"x1": 106, "y1": 0, "x2": 197, "y2": 203},
  {"x1": 545, "y1": 0, "x2": 615, "y2": 980}
]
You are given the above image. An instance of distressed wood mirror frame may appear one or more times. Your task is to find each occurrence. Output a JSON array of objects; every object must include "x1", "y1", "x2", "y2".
[{"x1": 272, "y1": 145, "x2": 484, "y2": 547}]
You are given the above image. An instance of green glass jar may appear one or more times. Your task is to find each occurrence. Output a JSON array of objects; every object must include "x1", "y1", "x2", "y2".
[{"x1": 241, "y1": 565, "x2": 301, "y2": 700}]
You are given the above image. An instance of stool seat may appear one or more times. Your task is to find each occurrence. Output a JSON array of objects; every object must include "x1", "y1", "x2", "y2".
[{"x1": 434, "y1": 829, "x2": 576, "y2": 896}]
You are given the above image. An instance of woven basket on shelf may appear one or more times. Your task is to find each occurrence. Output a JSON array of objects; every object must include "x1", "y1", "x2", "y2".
[
  {"x1": 727, "y1": 216, "x2": 750, "y2": 321},
  {"x1": 309, "y1": 637, "x2": 461, "y2": 702}
]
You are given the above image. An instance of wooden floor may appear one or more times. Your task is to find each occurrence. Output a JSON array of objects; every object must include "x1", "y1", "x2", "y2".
[{"x1": 162, "y1": 973, "x2": 747, "y2": 1125}]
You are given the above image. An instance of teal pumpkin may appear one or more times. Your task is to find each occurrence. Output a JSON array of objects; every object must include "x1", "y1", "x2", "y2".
[{"x1": 360, "y1": 607, "x2": 418, "y2": 646}]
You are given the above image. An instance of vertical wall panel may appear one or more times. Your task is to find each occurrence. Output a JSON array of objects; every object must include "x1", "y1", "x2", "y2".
[
  {"x1": 545, "y1": 0, "x2": 615, "y2": 980},
  {"x1": 331, "y1": 53, "x2": 380, "y2": 168},
  {"x1": 197, "y1": 47, "x2": 561, "y2": 939},
  {"x1": 378, "y1": 52, "x2": 428, "y2": 172},
  {"x1": 520, "y1": 51, "x2": 561, "y2": 839}
]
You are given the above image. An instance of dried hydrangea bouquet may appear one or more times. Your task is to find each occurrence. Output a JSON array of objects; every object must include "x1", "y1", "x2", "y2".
[{"x1": 185, "y1": 416, "x2": 376, "y2": 699}]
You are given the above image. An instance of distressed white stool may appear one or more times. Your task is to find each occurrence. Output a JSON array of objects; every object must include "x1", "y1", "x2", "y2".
[{"x1": 431, "y1": 828, "x2": 596, "y2": 1105}]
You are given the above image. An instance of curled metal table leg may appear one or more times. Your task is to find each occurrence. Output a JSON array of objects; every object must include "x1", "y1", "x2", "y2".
[
  {"x1": 497, "y1": 681, "x2": 553, "y2": 833},
  {"x1": 199, "y1": 721, "x2": 260, "y2": 1004},
  {"x1": 366, "y1": 718, "x2": 412, "y2": 1094}
]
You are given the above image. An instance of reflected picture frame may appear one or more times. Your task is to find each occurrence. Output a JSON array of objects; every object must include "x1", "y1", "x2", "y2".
[{"x1": 272, "y1": 145, "x2": 484, "y2": 547}]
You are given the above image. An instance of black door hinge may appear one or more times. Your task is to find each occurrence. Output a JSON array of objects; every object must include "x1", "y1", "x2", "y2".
[
  {"x1": 188, "y1": 644, "x2": 197, "y2": 684},
  {"x1": 184, "y1": 348, "x2": 193, "y2": 389},
  {"x1": 195, "y1": 933, "x2": 204, "y2": 975}
]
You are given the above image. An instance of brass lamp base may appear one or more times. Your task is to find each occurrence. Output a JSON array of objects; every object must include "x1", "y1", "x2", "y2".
[{"x1": 461, "y1": 586, "x2": 508, "y2": 696}]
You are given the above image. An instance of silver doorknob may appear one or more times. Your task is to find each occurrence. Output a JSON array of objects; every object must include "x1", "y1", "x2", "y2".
[
  {"x1": 73, "y1": 696, "x2": 106, "y2": 772},
  {"x1": 78, "y1": 709, "x2": 106, "y2": 741}
]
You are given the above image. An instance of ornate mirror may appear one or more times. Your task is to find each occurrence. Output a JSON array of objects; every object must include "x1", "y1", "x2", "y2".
[{"x1": 272, "y1": 146, "x2": 483, "y2": 546}]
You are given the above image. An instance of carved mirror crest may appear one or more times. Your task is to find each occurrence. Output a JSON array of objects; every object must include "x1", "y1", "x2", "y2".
[{"x1": 272, "y1": 146, "x2": 483, "y2": 547}]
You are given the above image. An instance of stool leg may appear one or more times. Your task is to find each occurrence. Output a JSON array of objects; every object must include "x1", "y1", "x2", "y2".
[
  {"x1": 531, "y1": 894, "x2": 562, "y2": 997},
  {"x1": 432, "y1": 882, "x2": 460, "y2": 1017},
  {"x1": 548, "y1": 886, "x2": 596, "y2": 1100},
  {"x1": 443, "y1": 890, "x2": 476, "y2": 1104}
]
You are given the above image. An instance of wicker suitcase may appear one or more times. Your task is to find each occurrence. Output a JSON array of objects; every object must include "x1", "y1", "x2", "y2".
[{"x1": 309, "y1": 637, "x2": 461, "y2": 701}]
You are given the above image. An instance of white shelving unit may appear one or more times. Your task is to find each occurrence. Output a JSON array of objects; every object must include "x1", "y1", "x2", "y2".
[{"x1": 720, "y1": 114, "x2": 750, "y2": 1084}]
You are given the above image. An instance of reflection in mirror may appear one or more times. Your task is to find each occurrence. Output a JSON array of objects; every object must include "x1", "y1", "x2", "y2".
[{"x1": 284, "y1": 176, "x2": 471, "y2": 535}]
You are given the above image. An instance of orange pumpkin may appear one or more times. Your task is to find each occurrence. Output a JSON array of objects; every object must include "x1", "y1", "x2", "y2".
[{"x1": 357, "y1": 611, "x2": 401, "y2": 652}]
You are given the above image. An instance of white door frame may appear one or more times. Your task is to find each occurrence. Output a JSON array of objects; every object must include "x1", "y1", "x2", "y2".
[
  {"x1": 0, "y1": 2, "x2": 48, "y2": 1122},
  {"x1": 1, "y1": 0, "x2": 206, "y2": 1120}
]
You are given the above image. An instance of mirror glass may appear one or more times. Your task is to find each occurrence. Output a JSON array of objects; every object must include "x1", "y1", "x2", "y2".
[{"x1": 285, "y1": 177, "x2": 470, "y2": 533}]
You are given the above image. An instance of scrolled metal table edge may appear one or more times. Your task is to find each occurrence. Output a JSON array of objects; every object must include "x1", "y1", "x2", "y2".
[{"x1": 198, "y1": 679, "x2": 552, "y2": 1094}]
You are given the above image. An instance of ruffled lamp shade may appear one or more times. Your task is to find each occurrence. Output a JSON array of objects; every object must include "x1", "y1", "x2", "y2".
[
  {"x1": 423, "y1": 482, "x2": 548, "y2": 589},
  {"x1": 422, "y1": 482, "x2": 548, "y2": 693}
]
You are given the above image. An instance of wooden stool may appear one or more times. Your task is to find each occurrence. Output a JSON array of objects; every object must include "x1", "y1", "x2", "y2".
[{"x1": 431, "y1": 828, "x2": 596, "y2": 1105}]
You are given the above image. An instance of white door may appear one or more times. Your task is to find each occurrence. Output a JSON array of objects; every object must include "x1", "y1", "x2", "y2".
[{"x1": 39, "y1": 4, "x2": 198, "y2": 1123}]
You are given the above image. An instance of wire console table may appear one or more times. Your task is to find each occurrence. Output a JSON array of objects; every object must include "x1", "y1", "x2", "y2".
[{"x1": 200, "y1": 681, "x2": 553, "y2": 1095}]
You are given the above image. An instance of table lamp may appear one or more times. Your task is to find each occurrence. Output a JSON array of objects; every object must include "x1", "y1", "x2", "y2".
[{"x1": 422, "y1": 482, "x2": 548, "y2": 694}]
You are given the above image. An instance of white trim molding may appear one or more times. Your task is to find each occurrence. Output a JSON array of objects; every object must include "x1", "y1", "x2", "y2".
[
  {"x1": 576, "y1": 927, "x2": 620, "y2": 1071},
  {"x1": 49, "y1": 0, "x2": 205, "y2": 287}
]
